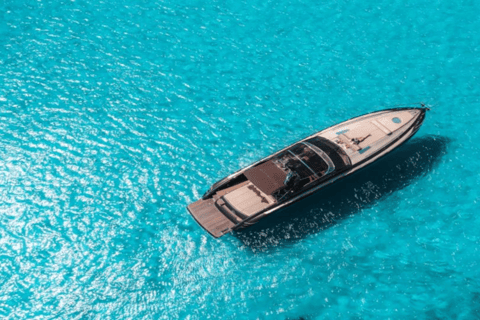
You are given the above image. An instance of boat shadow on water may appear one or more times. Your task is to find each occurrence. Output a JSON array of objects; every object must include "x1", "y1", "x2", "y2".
[{"x1": 233, "y1": 135, "x2": 450, "y2": 251}]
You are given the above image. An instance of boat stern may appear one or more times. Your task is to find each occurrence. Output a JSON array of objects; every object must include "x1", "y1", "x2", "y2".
[{"x1": 187, "y1": 199, "x2": 235, "y2": 238}]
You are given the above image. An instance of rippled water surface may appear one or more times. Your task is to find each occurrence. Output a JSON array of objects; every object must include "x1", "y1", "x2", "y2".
[{"x1": 1, "y1": 0, "x2": 480, "y2": 318}]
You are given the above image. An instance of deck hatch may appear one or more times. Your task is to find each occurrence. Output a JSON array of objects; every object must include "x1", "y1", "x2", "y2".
[
  {"x1": 359, "y1": 146, "x2": 371, "y2": 154},
  {"x1": 371, "y1": 119, "x2": 392, "y2": 135}
]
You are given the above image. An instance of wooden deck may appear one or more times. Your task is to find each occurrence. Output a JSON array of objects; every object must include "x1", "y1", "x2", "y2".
[
  {"x1": 214, "y1": 180, "x2": 250, "y2": 199},
  {"x1": 187, "y1": 199, "x2": 236, "y2": 238}
]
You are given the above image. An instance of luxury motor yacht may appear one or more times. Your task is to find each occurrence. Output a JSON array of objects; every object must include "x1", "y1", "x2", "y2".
[{"x1": 187, "y1": 107, "x2": 428, "y2": 238}]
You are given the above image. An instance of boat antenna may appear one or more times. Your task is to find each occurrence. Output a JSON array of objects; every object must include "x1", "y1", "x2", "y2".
[
  {"x1": 419, "y1": 101, "x2": 437, "y2": 111},
  {"x1": 420, "y1": 102, "x2": 429, "y2": 110},
  {"x1": 375, "y1": 102, "x2": 430, "y2": 110}
]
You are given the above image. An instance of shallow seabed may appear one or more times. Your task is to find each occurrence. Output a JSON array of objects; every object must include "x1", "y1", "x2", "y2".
[{"x1": 1, "y1": 0, "x2": 480, "y2": 319}]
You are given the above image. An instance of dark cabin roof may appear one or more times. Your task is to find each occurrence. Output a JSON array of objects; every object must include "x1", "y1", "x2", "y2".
[{"x1": 244, "y1": 160, "x2": 287, "y2": 195}]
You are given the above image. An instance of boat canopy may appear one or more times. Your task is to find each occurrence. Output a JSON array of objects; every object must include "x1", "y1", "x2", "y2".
[{"x1": 244, "y1": 160, "x2": 287, "y2": 195}]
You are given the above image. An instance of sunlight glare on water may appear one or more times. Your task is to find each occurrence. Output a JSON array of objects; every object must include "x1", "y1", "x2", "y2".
[{"x1": 1, "y1": 0, "x2": 480, "y2": 318}]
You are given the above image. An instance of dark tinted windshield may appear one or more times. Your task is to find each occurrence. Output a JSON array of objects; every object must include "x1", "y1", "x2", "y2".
[
  {"x1": 273, "y1": 137, "x2": 352, "y2": 187},
  {"x1": 305, "y1": 136, "x2": 352, "y2": 168},
  {"x1": 287, "y1": 144, "x2": 330, "y2": 177},
  {"x1": 271, "y1": 137, "x2": 352, "y2": 201},
  {"x1": 273, "y1": 142, "x2": 333, "y2": 182}
]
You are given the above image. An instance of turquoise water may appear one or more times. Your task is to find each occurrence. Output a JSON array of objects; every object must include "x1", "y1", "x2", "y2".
[{"x1": 1, "y1": 0, "x2": 480, "y2": 318}]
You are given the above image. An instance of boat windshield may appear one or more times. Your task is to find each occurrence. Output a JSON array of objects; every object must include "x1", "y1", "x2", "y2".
[
  {"x1": 271, "y1": 136, "x2": 352, "y2": 200},
  {"x1": 306, "y1": 136, "x2": 352, "y2": 168},
  {"x1": 273, "y1": 142, "x2": 334, "y2": 184}
]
